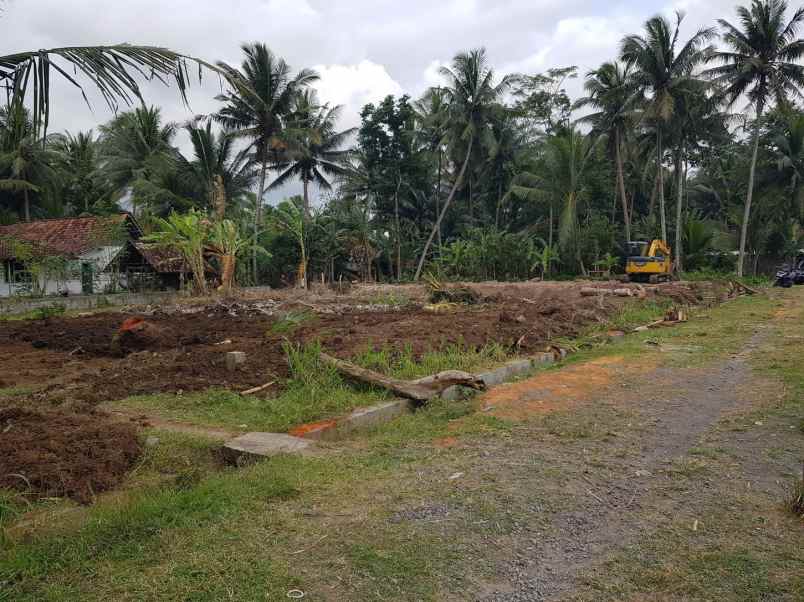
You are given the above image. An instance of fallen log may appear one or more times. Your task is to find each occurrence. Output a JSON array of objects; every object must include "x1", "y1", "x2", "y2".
[
  {"x1": 320, "y1": 353, "x2": 484, "y2": 402},
  {"x1": 733, "y1": 281, "x2": 762, "y2": 296},
  {"x1": 411, "y1": 370, "x2": 485, "y2": 391},
  {"x1": 580, "y1": 287, "x2": 634, "y2": 298}
]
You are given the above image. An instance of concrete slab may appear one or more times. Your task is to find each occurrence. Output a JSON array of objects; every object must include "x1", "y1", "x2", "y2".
[
  {"x1": 225, "y1": 351, "x2": 247, "y2": 371},
  {"x1": 222, "y1": 432, "x2": 313, "y2": 463},
  {"x1": 294, "y1": 399, "x2": 415, "y2": 441}
]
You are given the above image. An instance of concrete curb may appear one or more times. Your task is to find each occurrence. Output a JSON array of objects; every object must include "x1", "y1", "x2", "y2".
[{"x1": 221, "y1": 352, "x2": 559, "y2": 456}]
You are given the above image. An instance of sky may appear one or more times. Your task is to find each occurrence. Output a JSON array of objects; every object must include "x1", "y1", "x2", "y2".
[{"x1": 1, "y1": 0, "x2": 745, "y2": 201}]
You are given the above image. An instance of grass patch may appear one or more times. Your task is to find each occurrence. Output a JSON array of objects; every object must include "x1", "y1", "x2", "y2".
[
  {"x1": 353, "y1": 340, "x2": 510, "y2": 380},
  {"x1": 781, "y1": 475, "x2": 804, "y2": 519},
  {"x1": 0, "y1": 455, "x2": 306, "y2": 600},
  {"x1": 109, "y1": 340, "x2": 514, "y2": 434}
]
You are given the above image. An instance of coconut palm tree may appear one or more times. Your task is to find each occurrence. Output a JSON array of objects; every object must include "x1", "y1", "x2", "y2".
[
  {"x1": 214, "y1": 43, "x2": 319, "y2": 282},
  {"x1": 414, "y1": 87, "x2": 450, "y2": 245},
  {"x1": 0, "y1": 104, "x2": 59, "y2": 221},
  {"x1": 620, "y1": 12, "x2": 716, "y2": 244},
  {"x1": 49, "y1": 130, "x2": 113, "y2": 214},
  {"x1": 178, "y1": 120, "x2": 257, "y2": 219},
  {"x1": 578, "y1": 61, "x2": 635, "y2": 240},
  {"x1": 97, "y1": 106, "x2": 179, "y2": 217},
  {"x1": 707, "y1": 0, "x2": 804, "y2": 276},
  {"x1": 270, "y1": 91, "x2": 355, "y2": 218},
  {"x1": 413, "y1": 48, "x2": 513, "y2": 280}
]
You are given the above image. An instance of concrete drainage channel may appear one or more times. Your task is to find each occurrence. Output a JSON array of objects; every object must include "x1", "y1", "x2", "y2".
[{"x1": 222, "y1": 351, "x2": 558, "y2": 463}]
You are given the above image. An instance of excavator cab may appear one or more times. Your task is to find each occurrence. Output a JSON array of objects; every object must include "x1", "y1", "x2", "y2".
[{"x1": 624, "y1": 239, "x2": 673, "y2": 283}]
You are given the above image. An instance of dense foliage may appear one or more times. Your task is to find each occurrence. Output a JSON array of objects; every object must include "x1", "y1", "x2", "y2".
[{"x1": 2, "y1": 0, "x2": 804, "y2": 286}]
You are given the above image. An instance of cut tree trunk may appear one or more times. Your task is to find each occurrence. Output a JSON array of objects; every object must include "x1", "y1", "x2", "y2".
[{"x1": 320, "y1": 353, "x2": 484, "y2": 402}]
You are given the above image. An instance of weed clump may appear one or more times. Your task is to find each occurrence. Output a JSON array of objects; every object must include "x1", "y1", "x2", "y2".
[{"x1": 781, "y1": 467, "x2": 804, "y2": 519}]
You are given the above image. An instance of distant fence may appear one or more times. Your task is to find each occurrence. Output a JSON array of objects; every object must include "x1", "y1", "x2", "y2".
[{"x1": 0, "y1": 291, "x2": 183, "y2": 316}]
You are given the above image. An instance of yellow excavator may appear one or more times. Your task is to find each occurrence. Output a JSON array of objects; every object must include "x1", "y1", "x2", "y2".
[{"x1": 624, "y1": 239, "x2": 673, "y2": 283}]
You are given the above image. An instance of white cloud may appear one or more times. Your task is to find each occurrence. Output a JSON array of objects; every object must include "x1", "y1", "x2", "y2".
[{"x1": 313, "y1": 60, "x2": 404, "y2": 129}]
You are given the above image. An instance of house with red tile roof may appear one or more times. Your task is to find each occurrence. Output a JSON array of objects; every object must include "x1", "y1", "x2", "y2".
[{"x1": 0, "y1": 214, "x2": 189, "y2": 297}]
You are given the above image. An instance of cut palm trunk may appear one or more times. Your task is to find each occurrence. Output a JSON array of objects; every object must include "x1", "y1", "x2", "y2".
[{"x1": 320, "y1": 353, "x2": 484, "y2": 403}]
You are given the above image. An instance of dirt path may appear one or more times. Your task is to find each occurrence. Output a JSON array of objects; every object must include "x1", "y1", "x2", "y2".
[
  {"x1": 475, "y1": 326, "x2": 781, "y2": 600},
  {"x1": 104, "y1": 408, "x2": 239, "y2": 440}
]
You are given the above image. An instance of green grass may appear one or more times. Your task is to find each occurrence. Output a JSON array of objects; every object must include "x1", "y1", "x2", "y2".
[
  {"x1": 0, "y1": 456, "x2": 305, "y2": 601},
  {"x1": 109, "y1": 340, "x2": 514, "y2": 433}
]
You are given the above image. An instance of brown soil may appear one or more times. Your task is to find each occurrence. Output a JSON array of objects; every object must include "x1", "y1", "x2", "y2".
[
  {"x1": 478, "y1": 355, "x2": 646, "y2": 420},
  {"x1": 0, "y1": 281, "x2": 717, "y2": 407},
  {"x1": 0, "y1": 406, "x2": 142, "y2": 504}
]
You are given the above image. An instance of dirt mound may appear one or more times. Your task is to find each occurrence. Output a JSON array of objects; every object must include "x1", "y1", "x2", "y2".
[
  {"x1": 111, "y1": 317, "x2": 176, "y2": 356},
  {"x1": 0, "y1": 407, "x2": 142, "y2": 504}
]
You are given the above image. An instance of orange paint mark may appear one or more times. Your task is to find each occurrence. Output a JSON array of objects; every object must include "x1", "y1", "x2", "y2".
[
  {"x1": 119, "y1": 317, "x2": 145, "y2": 332},
  {"x1": 288, "y1": 419, "x2": 337, "y2": 438},
  {"x1": 478, "y1": 356, "x2": 628, "y2": 420}
]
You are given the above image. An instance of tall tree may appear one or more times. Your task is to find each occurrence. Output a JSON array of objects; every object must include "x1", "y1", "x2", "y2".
[
  {"x1": 579, "y1": 61, "x2": 634, "y2": 240},
  {"x1": 0, "y1": 104, "x2": 58, "y2": 221},
  {"x1": 414, "y1": 87, "x2": 451, "y2": 247},
  {"x1": 414, "y1": 48, "x2": 513, "y2": 280},
  {"x1": 98, "y1": 106, "x2": 178, "y2": 216},
  {"x1": 271, "y1": 91, "x2": 355, "y2": 219},
  {"x1": 621, "y1": 12, "x2": 715, "y2": 245},
  {"x1": 215, "y1": 43, "x2": 318, "y2": 282},
  {"x1": 707, "y1": 0, "x2": 804, "y2": 276},
  {"x1": 50, "y1": 130, "x2": 112, "y2": 214},
  {"x1": 358, "y1": 95, "x2": 427, "y2": 279}
]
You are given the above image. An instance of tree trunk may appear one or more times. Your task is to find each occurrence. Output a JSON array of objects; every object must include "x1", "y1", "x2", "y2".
[
  {"x1": 648, "y1": 168, "x2": 659, "y2": 219},
  {"x1": 657, "y1": 127, "x2": 667, "y2": 243},
  {"x1": 219, "y1": 254, "x2": 235, "y2": 294},
  {"x1": 548, "y1": 203, "x2": 554, "y2": 254},
  {"x1": 495, "y1": 178, "x2": 503, "y2": 229},
  {"x1": 302, "y1": 176, "x2": 310, "y2": 220},
  {"x1": 435, "y1": 151, "x2": 443, "y2": 249},
  {"x1": 615, "y1": 127, "x2": 630, "y2": 241},
  {"x1": 297, "y1": 239, "x2": 307, "y2": 289},
  {"x1": 738, "y1": 104, "x2": 764, "y2": 278},
  {"x1": 414, "y1": 137, "x2": 474, "y2": 281},
  {"x1": 23, "y1": 188, "x2": 30, "y2": 222},
  {"x1": 213, "y1": 175, "x2": 226, "y2": 220},
  {"x1": 674, "y1": 148, "x2": 684, "y2": 274},
  {"x1": 394, "y1": 177, "x2": 402, "y2": 281},
  {"x1": 254, "y1": 157, "x2": 268, "y2": 285}
]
